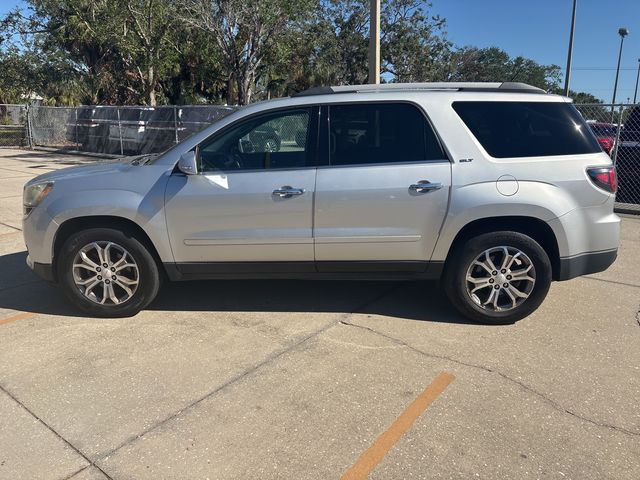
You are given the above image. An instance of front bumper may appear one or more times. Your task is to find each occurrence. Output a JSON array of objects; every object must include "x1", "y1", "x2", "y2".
[
  {"x1": 26, "y1": 255, "x2": 56, "y2": 283},
  {"x1": 557, "y1": 248, "x2": 618, "y2": 281},
  {"x1": 22, "y1": 202, "x2": 58, "y2": 267}
]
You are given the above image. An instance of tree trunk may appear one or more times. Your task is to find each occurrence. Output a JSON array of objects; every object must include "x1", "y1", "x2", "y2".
[
  {"x1": 236, "y1": 71, "x2": 254, "y2": 105},
  {"x1": 148, "y1": 65, "x2": 157, "y2": 106},
  {"x1": 236, "y1": 76, "x2": 246, "y2": 105},
  {"x1": 226, "y1": 76, "x2": 235, "y2": 106}
]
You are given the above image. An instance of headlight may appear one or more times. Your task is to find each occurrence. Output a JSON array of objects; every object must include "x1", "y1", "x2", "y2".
[{"x1": 23, "y1": 181, "x2": 54, "y2": 216}]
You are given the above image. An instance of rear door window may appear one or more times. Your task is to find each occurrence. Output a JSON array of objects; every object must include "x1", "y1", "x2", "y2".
[
  {"x1": 453, "y1": 101, "x2": 601, "y2": 158},
  {"x1": 328, "y1": 103, "x2": 446, "y2": 166}
]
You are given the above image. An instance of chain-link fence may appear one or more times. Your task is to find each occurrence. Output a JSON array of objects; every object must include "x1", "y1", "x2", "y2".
[
  {"x1": 27, "y1": 104, "x2": 236, "y2": 155},
  {"x1": 0, "y1": 101, "x2": 638, "y2": 212},
  {"x1": 0, "y1": 104, "x2": 28, "y2": 147},
  {"x1": 577, "y1": 103, "x2": 640, "y2": 212}
]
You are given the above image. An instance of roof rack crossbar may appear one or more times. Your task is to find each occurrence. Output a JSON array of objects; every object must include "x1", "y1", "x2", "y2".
[{"x1": 293, "y1": 82, "x2": 546, "y2": 97}]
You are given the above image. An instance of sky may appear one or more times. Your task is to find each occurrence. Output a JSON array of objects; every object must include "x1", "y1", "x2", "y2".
[
  {"x1": 432, "y1": 0, "x2": 640, "y2": 102},
  {"x1": 3, "y1": 0, "x2": 640, "y2": 102}
]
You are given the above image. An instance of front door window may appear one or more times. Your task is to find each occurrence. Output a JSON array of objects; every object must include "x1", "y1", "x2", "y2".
[{"x1": 199, "y1": 109, "x2": 312, "y2": 172}]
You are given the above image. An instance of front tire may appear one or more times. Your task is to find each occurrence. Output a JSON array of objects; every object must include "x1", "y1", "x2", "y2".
[
  {"x1": 57, "y1": 228, "x2": 161, "y2": 318},
  {"x1": 443, "y1": 231, "x2": 552, "y2": 324},
  {"x1": 262, "y1": 136, "x2": 280, "y2": 152}
]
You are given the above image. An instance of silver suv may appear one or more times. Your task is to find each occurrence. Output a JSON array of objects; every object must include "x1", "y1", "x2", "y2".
[{"x1": 22, "y1": 83, "x2": 620, "y2": 324}]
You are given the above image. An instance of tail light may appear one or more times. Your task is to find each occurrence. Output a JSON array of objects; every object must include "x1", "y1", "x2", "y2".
[{"x1": 587, "y1": 166, "x2": 617, "y2": 193}]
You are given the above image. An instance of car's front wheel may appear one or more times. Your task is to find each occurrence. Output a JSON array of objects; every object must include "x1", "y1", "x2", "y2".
[
  {"x1": 443, "y1": 231, "x2": 552, "y2": 324},
  {"x1": 57, "y1": 227, "x2": 161, "y2": 318},
  {"x1": 262, "y1": 137, "x2": 280, "y2": 152}
]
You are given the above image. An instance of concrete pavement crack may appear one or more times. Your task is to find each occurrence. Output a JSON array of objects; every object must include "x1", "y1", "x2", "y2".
[
  {"x1": 0, "y1": 385, "x2": 114, "y2": 480},
  {"x1": 62, "y1": 466, "x2": 92, "y2": 480},
  {"x1": 0, "y1": 221, "x2": 21, "y2": 232},
  {"x1": 338, "y1": 320, "x2": 640, "y2": 438},
  {"x1": 91, "y1": 283, "x2": 402, "y2": 469},
  {"x1": 583, "y1": 275, "x2": 640, "y2": 289}
]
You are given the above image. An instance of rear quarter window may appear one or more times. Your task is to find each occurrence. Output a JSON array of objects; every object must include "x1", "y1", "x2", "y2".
[{"x1": 453, "y1": 101, "x2": 601, "y2": 158}]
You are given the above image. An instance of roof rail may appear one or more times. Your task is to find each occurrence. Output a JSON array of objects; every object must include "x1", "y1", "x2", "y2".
[{"x1": 292, "y1": 82, "x2": 546, "y2": 97}]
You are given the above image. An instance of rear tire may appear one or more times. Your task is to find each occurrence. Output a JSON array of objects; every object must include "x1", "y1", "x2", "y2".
[
  {"x1": 443, "y1": 231, "x2": 552, "y2": 324},
  {"x1": 56, "y1": 227, "x2": 161, "y2": 318}
]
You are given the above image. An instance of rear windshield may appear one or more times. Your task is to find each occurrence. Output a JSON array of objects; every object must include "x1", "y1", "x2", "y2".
[{"x1": 453, "y1": 101, "x2": 601, "y2": 158}]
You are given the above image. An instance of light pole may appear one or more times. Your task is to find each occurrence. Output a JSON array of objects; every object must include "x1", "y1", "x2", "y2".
[
  {"x1": 611, "y1": 27, "x2": 629, "y2": 112},
  {"x1": 634, "y1": 58, "x2": 640, "y2": 104},
  {"x1": 368, "y1": 0, "x2": 380, "y2": 84},
  {"x1": 563, "y1": 0, "x2": 577, "y2": 96}
]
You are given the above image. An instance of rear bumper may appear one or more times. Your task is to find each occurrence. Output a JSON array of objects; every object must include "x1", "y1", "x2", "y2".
[{"x1": 557, "y1": 248, "x2": 618, "y2": 281}]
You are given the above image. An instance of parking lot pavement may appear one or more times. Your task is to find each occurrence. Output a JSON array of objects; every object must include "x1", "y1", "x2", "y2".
[{"x1": 0, "y1": 148, "x2": 639, "y2": 480}]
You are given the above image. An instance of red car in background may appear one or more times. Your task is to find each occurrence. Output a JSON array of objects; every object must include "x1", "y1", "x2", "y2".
[{"x1": 588, "y1": 122, "x2": 617, "y2": 156}]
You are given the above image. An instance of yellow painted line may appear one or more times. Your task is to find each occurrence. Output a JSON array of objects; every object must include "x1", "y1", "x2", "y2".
[
  {"x1": 0, "y1": 312, "x2": 33, "y2": 326},
  {"x1": 341, "y1": 372, "x2": 455, "y2": 480}
]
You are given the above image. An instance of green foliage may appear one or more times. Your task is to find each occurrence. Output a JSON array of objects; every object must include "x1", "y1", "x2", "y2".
[
  {"x1": 0, "y1": 0, "x2": 603, "y2": 106},
  {"x1": 180, "y1": 0, "x2": 316, "y2": 105},
  {"x1": 0, "y1": 47, "x2": 39, "y2": 104},
  {"x1": 381, "y1": 0, "x2": 451, "y2": 82},
  {"x1": 446, "y1": 46, "x2": 562, "y2": 91}
]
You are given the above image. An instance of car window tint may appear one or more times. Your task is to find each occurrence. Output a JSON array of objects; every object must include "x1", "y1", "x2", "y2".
[
  {"x1": 199, "y1": 109, "x2": 311, "y2": 172},
  {"x1": 453, "y1": 101, "x2": 601, "y2": 158},
  {"x1": 621, "y1": 107, "x2": 640, "y2": 142},
  {"x1": 328, "y1": 103, "x2": 445, "y2": 166},
  {"x1": 625, "y1": 107, "x2": 640, "y2": 130}
]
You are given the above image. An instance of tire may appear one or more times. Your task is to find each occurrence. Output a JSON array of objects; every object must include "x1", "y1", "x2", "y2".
[
  {"x1": 443, "y1": 231, "x2": 552, "y2": 325},
  {"x1": 56, "y1": 227, "x2": 161, "y2": 318},
  {"x1": 262, "y1": 136, "x2": 280, "y2": 152}
]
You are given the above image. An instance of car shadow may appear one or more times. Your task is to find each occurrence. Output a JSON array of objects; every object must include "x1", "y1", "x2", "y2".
[{"x1": 0, "y1": 250, "x2": 473, "y2": 325}]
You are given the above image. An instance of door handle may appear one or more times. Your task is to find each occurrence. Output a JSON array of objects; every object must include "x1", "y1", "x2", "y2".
[
  {"x1": 409, "y1": 181, "x2": 443, "y2": 193},
  {"x1": 272, "y1": 186, "x2": 305, "y2": 198}
]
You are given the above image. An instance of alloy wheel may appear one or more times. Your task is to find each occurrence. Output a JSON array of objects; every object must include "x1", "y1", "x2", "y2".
[
  {"x1": 263, "y1": 139, "x2": 278, "y2": 152},
  {"x1": 72, "y1": 241, "x2": 139, "y2": 305},
  {"x1": 465, "y1": 246, "x2": 536, "y2": 312}
]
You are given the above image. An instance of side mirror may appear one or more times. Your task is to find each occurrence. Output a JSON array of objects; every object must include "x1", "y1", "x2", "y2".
[{"x1": 178, "y1": 150, "x2": 198, "y2": 175}]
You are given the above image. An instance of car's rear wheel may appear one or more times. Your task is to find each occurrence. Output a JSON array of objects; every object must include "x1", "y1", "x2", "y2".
[
  {"x1": 57, "y1": 228, "x2": 161, "y2": 318},
  {"x1": 443, "y1": 231, "x2": 552, "y2": 324}
]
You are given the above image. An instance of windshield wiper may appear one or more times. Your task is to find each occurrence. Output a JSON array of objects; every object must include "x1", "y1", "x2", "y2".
[{"x1": 131, "y1": 153, "x2": 159, "y2": 166}]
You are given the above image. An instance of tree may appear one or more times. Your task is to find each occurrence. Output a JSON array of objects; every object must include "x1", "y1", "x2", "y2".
[
  {"x1": 381, "y1": 0, "x2": 450, "y2": 82},
  {"x1": 562, "y1": 90, "x2": 603, "y2": 104},
  {"x1": 0, "y1": 0, "x2": 606, "y2": 107},
  {"x1": 115, "y1": 0, "x2": 181, "y2": 106},
  {"x1": 554, "y1": 90, "x2": 610, "y2": 123},
  {"x1": 446, "y1": 46, "x2": 562, "y2": 91},
  {"x1": 272, "y1": 0, "x2": 450, "y2": 95},
  {"x1": 29, "y1": 0, "x2": 182, "y2": 105},
  {"x1": 272, "y1": 0, "x2": 370, "y2": 93},
  {"x1": 179, "y1": 0, "x2": 315, "y2": 105},
  {"x1": 0, "y1": 48, "x2": 39, "y2": 104}
]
